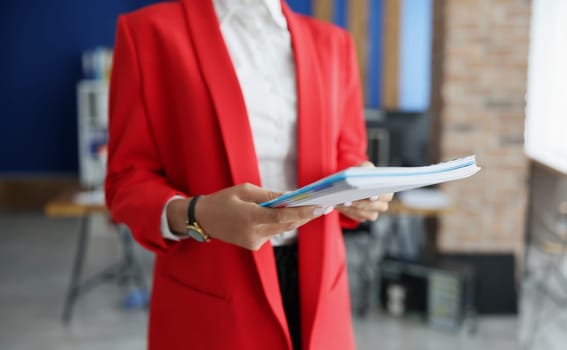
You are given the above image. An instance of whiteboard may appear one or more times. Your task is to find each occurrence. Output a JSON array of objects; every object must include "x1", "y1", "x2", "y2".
[{"x1": 525, "y1": 0, "x2": 567, "y2": 174}]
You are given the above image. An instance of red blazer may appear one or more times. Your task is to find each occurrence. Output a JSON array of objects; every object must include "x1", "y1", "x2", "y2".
[{"x1": 106, "y1": 1, "x2": 367, "y2": 349}]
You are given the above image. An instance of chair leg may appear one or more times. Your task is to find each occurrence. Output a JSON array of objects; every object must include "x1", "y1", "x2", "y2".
[
  {"x1": 62, "y1": 215, "x2": 90, "y2": 325},
  {"x1": 119, "y1": 225, "x2": 149, "y2": 307}
]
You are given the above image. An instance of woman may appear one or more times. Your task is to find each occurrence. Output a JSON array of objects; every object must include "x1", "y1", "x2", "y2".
[{"x1": 105, "y1": 0, "x2": 392, "y2": 349}]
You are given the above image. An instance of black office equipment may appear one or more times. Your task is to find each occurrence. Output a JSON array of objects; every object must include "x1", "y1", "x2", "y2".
[
  {"x1": 365, "y1": 109, "x2": 430, "y2": 167},
  {"x1": 440, "y1": 253, "x2": 518, "y2": 315},
  {"x1": 378, "y1": 256, "x2": 475, "y2": 330}
]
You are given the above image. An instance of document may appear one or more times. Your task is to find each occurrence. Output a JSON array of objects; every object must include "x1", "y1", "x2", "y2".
[{"x1": 260, "y1": 155, "x2": 480, "y2": 208}]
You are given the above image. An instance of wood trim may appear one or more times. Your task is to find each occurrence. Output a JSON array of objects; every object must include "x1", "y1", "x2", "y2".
[
  {"x1": 348, "y1": 0, "x2": 368, "y2": 101},
  {"x1": 0, "y1": 177, "x2": 79, "y2": 211},
  {"x1": 313, "y1": 0, "x2": 333, "y2": 22},
  {"x1": 44, "y1": 186, "x2": 107, "y2": 217},
  {"x1": 429, "y1": 0, "x2": 447, "y2": 163},
  {"x1": 381, "y1": 0, "x2": 401, "y2": 109}
]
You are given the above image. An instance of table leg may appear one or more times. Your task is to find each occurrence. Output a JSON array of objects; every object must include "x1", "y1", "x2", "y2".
[
  {"x1": 119, "y1": 225, "x2": 148, "y2": 298},
  {"x1": 62, "y1": 215, "x2": 89, "y2": 324}
]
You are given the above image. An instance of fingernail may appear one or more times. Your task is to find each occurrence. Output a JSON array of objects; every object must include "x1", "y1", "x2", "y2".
[
  {"x1": 370, "y1": 195, "x2": 379, "y2": 201},
  {"x1": 343, "y1": 201, "x2": 352, "y2": 207},
  {"x1": 323, "y1": 206, "x2": 334, "y2": 215},
  {"x1": 313, "y1": 207, "x2": 324, "y2": 216}
]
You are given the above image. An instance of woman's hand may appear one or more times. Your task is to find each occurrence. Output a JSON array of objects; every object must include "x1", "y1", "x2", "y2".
[
  {"x1": 335, "y1": 193, "x2": 394, "y2": 222},
  {"x1": 167, "y1": 183, "x2": 321, "y2": 251},
  {"x1": 335, "y1": 160, "x2": 393, "y2": 222}
]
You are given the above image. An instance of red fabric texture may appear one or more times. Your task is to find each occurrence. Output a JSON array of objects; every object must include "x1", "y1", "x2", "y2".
[{"x1": 105, "y1": 1, "x2": 368, "y2": 349}]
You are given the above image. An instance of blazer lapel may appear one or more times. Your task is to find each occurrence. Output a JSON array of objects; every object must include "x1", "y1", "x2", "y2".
[
  {"x1": 181, "y1": 0, "x2": 259, "y2": 186},
  {"x1": 282, "y1": 2, "x2": 329, "y2": 346},
  {"x1": 181, "y1": 0, "x2": 291, "y2": 344}
]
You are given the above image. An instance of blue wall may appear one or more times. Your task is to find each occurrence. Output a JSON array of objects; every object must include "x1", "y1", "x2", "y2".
[
  {"x1": 0, "y1": 0, "x2": 431, "y2": 174},
  {"x1": 0, "y1": 0, "x2": 159, "y2": 174},
  {"x1": 367, "y1": 0, "x2": 384, "y2": 108},
  {"x1": 286, "y1": 0, "x2": 313, "y2": 15},
  {"x1": 0, "y1": 0, "x2": 312, "y2": 174},
  {"x1": 399, "y1": 0, "x2": 432, "y2": 111}
]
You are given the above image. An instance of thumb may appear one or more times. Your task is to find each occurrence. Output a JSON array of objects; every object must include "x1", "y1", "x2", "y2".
[
  {"x1": 235, "y1": 183, "x2": 283, "y2": 204},
  {"x1": 358, "y1": 160, "x2": 375, "y2": 168}
]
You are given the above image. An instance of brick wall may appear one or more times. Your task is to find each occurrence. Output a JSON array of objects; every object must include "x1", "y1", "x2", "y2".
[{"x1": 430, "y1": 0, "x2": 531, "y2": 257}]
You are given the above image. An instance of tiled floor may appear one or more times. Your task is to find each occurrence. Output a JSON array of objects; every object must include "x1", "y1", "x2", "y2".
[{"x1": 0, "y1": 212, "x2": 554, "y2": 350}]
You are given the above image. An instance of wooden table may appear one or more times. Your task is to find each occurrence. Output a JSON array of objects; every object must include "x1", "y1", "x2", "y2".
[
  {"x1": 44, "y1": 187, "x2": 108, "y2": 217},
  {"x1": 388, "y1": 199, "x2": 453, "y2": 218},
  {"x1": 45, "y1": 188, "x2": 147, "y2": 324}
]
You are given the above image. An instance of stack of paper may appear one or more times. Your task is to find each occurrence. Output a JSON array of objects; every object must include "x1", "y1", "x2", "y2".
[{"x1": 260, "y1": 155, "x2": 480, "y2": 208}]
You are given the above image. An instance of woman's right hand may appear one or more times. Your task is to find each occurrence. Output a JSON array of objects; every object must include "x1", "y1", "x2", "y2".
[{"x1": 167, "y1": 183, "x2": 322, "y2": 250}]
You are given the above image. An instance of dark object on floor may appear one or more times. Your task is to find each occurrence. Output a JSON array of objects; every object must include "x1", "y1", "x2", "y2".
[
  {"x1": 440, "y1": 253, "x2": 518, "y2": 315},
  {"x1": 378, "y1": 256, "x2": 475, "y2": 330},
  {"x1": 122, "y1": 288, "x2": 150, "y2": 309}
]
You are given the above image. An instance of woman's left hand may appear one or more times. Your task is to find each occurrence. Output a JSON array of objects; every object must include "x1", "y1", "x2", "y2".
[
  {"x1": 335, "y1": 193, "x2": 394, "y2": 222},
  {"x1": 335, "y1": 161, "x2": 394, "y2": 222}
]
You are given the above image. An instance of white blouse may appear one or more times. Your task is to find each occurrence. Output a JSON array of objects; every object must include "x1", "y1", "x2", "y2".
[{"x1": 162, "y1": 0, "x2": 299, "y2": 245}]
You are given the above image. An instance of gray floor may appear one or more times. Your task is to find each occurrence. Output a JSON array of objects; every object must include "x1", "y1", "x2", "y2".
[{"x1": 0, "y1": 212, "x2": 556, "y2": 350}]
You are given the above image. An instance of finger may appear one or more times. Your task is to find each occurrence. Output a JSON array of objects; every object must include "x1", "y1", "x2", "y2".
[
  {"x1": 349, "y1": 210, "x2": 379, "y2": 221},
  {"x1": 265, "y1": 190, "x2": 285, "y2": 202},
  {"x1": 254, "y1": 205, "x2": 320, "y2": 225},
  {"x1": 347, "y1": 199, "x2": 389, "y2": 212},
  {"x1": 257, "y1": 217, "x2": 314, "y2": 237},
  {"x1": 338, "y1": 207, "x2": 380, "y2": 222},
  {"x1": 352, "y1": 193, "x2": 394, "y2": 204},
  {"x1": 313, "y1": 206, "x2": 334, "y2": 216},
  {"x1": 338, "y1": 210, "x2": 377, "y2": 222},
  {"x1": 367, "y1": 193, "x2": 393, "y2": 202},
  {"x1": 369, "y1": 201, "x2": 390, "y2": 212},
  {"x1": 235, "y1": 183, "x2": 284, "y2": 204}
]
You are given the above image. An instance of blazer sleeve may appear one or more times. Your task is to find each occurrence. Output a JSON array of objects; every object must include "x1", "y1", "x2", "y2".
[
  {"x1": 337, "y1": 34, "x2": 368, "y2": 171},
  {"x1": 337, "y1": 34, "x2": 370, "y2": 229},
  {"x1": 105, "y1": 16, "x2": 184, "y2": 254}
]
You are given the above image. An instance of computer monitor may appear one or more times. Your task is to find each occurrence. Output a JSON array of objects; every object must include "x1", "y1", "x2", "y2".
[{"x1": 365, "y1": 109, "x2": 429, "y2": 167}]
